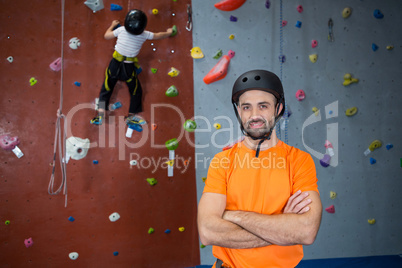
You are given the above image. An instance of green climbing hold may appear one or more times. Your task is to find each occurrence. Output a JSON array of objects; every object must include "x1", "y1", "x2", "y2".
[
  {"x1": 200, "y1": 244, "x2": 206, "y2": 248},
  {"x1": 184, "y1": 119, "x2": 197, "y2": 132},
  {"x1": 171, "y1": 25, "x2": 178, "y2": 37},
  {"x1": 213, "y1": 49, "x2": 223, "y2": 59},
  {"x1": 151, "y1": 68, "x2": 157, "y2": 74},
  {"x1": 148, "y1": 227, "x2": 155, "y2": 234},
  {"x1": 146, "y1": 178, "x2": 158, "y2": 186},
  {"x1": 166, "y1": 85, "x2": 179, "y2": 97},
  {"x1": 165, "y1": 138, "x2": 178, "y2": 150}
]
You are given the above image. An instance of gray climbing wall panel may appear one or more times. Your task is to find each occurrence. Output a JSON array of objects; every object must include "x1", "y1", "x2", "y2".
[{"x1": 192, "y1": 0, "x2": 402, "y2": 265}]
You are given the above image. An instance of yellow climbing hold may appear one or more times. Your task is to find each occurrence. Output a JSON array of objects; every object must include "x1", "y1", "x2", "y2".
[
  {"x1": 386, "y1": 45, "x2": 394, "y2": 50},
  {"x1": 309, "y1": 54, "x2": 318, "y2": 63},
  {"x1": 213, "y1": 123, "x2": 221, "y2": 129},
  {"x1": 229, "y1": 34, "x2": 235, "y2": 40},
  {"x1": 343, "y1": 73, "x2": 359, "y2": 86},
  {"x1": 168, "y1": 67, "x2": 180, "y2": 77},
  {"x1": 202, "y1": 177, "x2": 207, "y2": 183},
  {"x1": 190, "y1": 47, "x2": 204, "y2": 59},
  {"x1": 368, "y1": 219, "x2": 376, "y2": 225},
  {"x1": 178, "y1": 227, "x2": 185, "y2": 232},
  {"x1": 345, "y1": 107, "x2": 358, "y2": 116},
  {"x1": 368, "y1": 140, "x2": 382, "y2": 152},
  {"x1": 165, "y1": 160, "x2": 175, "y2": 166},
  {"x1": 312, "y1": 107, "x2": 319, "y2": 116},
  {"x1": 330, "y1": 191, "x2": 337, "y2": 199},
  {"x1": 152, "y1": 9, "x2": 159, "y2": 15}
]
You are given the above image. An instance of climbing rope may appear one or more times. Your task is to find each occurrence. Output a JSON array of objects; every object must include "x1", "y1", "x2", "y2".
[
  {"x1": 48, "y1": 0, "x2": 68, "y2": 207},
  {"x1": 276, "y1": 0, "x2": 289, "y2": 144}
]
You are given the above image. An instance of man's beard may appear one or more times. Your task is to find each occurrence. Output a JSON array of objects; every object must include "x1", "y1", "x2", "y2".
[{"x1": 243, "y1": 116, "x2": 276, "y2": 138}]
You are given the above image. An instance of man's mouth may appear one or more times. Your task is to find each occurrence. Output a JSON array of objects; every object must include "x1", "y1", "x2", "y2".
[{"x1": 248, "y1": 120, "x2": 265, "y2": 129}]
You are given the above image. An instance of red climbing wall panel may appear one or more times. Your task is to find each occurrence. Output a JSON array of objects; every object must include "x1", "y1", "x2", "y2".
[{"x1": 0, "y1": 0, "x2": 199, "y2": 267}]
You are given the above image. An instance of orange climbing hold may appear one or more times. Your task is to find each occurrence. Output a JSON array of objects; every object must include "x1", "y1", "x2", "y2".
[
  {"x1": 203, "y1": 55, "x2": 231, "y2": 84},
  {"x1": 214, "y1": 0, "x2": 246, "y2": 11}
]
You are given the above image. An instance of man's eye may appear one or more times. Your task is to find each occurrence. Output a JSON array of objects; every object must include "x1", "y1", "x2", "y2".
[{"x1": 243, "y1": 106, "x2": 249, "y2": 110}]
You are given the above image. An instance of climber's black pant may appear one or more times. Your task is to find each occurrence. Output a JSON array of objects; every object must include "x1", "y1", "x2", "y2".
[{"x1": 98, "y1": 57, "x2": 142, "y2": 114}]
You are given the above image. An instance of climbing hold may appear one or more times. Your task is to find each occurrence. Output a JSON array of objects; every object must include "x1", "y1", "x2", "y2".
[
  {"x1": 342, "y1": 7, "x2": 352, "y2": 18},
  {"x1": 165, "y1": 85, "x2": 179, "y2": 97},
  {"x1": 110, "y1": 101, "x2": 122, "y2": 111},
  {"x1": 373, "y1": 9, "x2": 384, "y2": 19},
  {"x1": 325, "y1": 205, "x2": 335, "y2": 213},
  {"x1": 65, "y1": 136, "x2": 90, "y2": 163},
  {"x1": 282, "y1": 20, "x2": 287, "y2": 27},
  {"x1": 370, "y1": 157, "x2": 376, "y2": 165},
  {"x1": 309, "y1": 54, "x2": 317, "y2": 63},
  {"x1": 213, "y1": 49, "x2": 223, "y2": 59},
  {"x1": 165, "y1": 160, "x2": 174, "y2": 166},
  {"x1": 372, "y1": 43, "x2": 379, "y2": 51},
  {"x1": 345, "y1": 107, "x2": 358, "y2": 117},
  {"x1": 343, "y1": 73, "x2": 359, "y2": 86},
  {"x1": 0, "y1": 135, "x2": 20, "y2": 150},
  {"x1": 295, "y1": 21, "x2": 302, "y2": 28},
  {"x1": 146, "y1": 178, "x2": 158, "y2": 186},
  {"x1": 152, "y1": 8, "x2": 159, "y2": 15},
  {"x1": 297, "y1": 5, "x2": 303, "y2": 13},
  {"x1": 129, "y1": 160, "x2": 137, "y2": 166},
  {"x1": 165, "y1": 138, "x2": 178, "y2": 150},
  {"x1": 148, "y1": 228, "x2": 155, "y2": 234},
  {"x1": 69, "y1": 37, "x2": 81, "y2": 49},
  {"x1": 320, "y1": 154, "x2": 331, "y2": 167},
  {"x1": 151, "y1": 124, "x2": 157, "y2": 131},
  {"x1": 151, "y1": 68, "x2": 157, "y2": 73},
  {"x1": 214, "y1": 0, "x2": 246, "y2": 11},
  {"x1": 228, "y1": 50, "x2": 235, "y2": 59},
  {"x1": 368, "y1": 218, "x2": 376, "y2": 225},
  {"x1": 295, "y1": 89, "x2": 305, "y2": 101},
  {"x1": 68, "y1": 216, "x2": 75, "y2": 222},
  {"x1": 69, "y1": 252, "x2": 79, "y2": 260},
  {"x1": 312, "y1": 107, "x2": 319, "y2": 116},
  {"x1": 311, "y1": 40, "x2": 318, "y2": 48},
  {"x1": 368, "y1": 140, "x2": 382, "y2": 152},
  {"x1": 164, "y1": 229, "x2": 171, "y2": 234},
  {"x1": 24, "y1": 238, "x2": 34, "y2": 248},
  {"x1": 7, "y1": 56, "x2": 13, "y2": 63},
  {"x1": 110, "y1": 4, "x2": 122, "y2": 11},
  {"x1": 213, "y1": 123, "x2": 221, "y2": 130},
  {"x1": 325, "y1": 140, "x2": 335, "y2": 157},
  {"x1": 93, "y1": 160, "x2": 98, "y2": 164},
  {"x1": 84, "y1": 0, "x2": 104, "y2": 12},
  {"x1": 386, "y1": 143, "x2": 393, "y2": 150},
  {"x1": 171, "y1": 25, "x2": 178, "y2": 37},
  {"x1": 203, "y1": 54, "x2": 232, "y2": 84},
  {"x1": 200, "y1": 244, "x2": 206, "y2": 248},
  {"x1": 202, "y1": 177, "x2": 207, "y2": 182},
  {"x1": 30, "y1": 77, "x2": 37, "y2": 86},
  {"x1": 168, "y1": 67, "x2": 180, "y2": 77},
  {"x1": 265, "y1": 0, "x2": 270, "y2": 9},
  {"x1": 330, "y1": 191, "x2": 337, "y2": 199},
  {"x1": 190, "y1": 47, "x2": 204, "y2": 59},
  {"x1": 49, "y1": 57, "x2": 62, "y2": 71},
  {"x1": 5, "y1": 220, "x2": 10, "y2": 225},
  {"x1": 74, "y1": 81, "x2": 81, "y2": 86},
  {"x1": 184, "y1": 119, "x2": 197, "y2": 132},
  {"x1": 386, "y1": 45, "x2": 394, "y2": 50},
  {"x1": 230, "y1": 15, "x2": 238, "y2": 22},
  {"x1": 178, "y1": 227, "x2": 185, "y2": 232},
  {"x1": 109, "y1": 212, "x2": 120, "y2": 222},
  {"x1": 113, "y1": 251, "x2": 119, "y2": 256},
  {"x1": 184, "y1": 159, "x2": 189, "y2": 166},
  {"x1": 229, "y1": 34, "x2": 235, "y2": 40}
]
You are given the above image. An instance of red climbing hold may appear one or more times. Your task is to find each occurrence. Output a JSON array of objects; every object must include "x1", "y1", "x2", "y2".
[{"x1": 214, "y1": 0, "x2": 246, "y2": 11}]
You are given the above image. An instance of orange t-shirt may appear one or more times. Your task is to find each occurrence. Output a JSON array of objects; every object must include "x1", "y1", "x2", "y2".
[{"x1": 203, "y1": 140, "x2": 319, "y2": 268}]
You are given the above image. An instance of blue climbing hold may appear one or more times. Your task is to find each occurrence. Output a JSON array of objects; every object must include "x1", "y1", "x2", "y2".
[
  {"x1": 230, "y1": 15, "x2": 238, "y2": 22},
  {"x1": 111, "y1": 4, "x2": 122, "y2": 11},
  {"x1": 265, "y1": 0, "x2": 270, "y2": 9},
  {"x1": 372, "y1": 43, "x2": 379, "y2": 51},
  {"x1": 386, "y1": 143, "x2": 393, "y2": 150},
  {"x1": 93, "y1": 160, "x2": 99, "y2": 164},
  {"x1": 74, "y1": 81, "x2": 81, "y2": 87},
  {"x1": 370, "y1": 157, "x2": 376, "y2": 165},
  {"x1": 295, "y1": 21, "x2": 302, "y2": 28},
  {"x1": 278, "y1": 55, "x2": 286, "y2": 63},
  {"x1": 373, "y1": 9, "x2": 384, "y2": 19},
  {"x1": 113, "y1": 251, "x2": 119, "y2": 256},
  {"x1": 164, "y1": 229, "x2": 171, "y2": 234},
  {"x1": 68, "y1": 216, "x2": 75, "y2": 222}
]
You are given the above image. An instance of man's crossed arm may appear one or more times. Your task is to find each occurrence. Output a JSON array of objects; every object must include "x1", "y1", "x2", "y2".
[{"x1": 197, "y1": 190, "x2": 322, "y2": 249}]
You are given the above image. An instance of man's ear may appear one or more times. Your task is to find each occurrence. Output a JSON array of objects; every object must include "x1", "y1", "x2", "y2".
[{"x1": 276, "y1": 102, "x2": 284, "y2": 116}]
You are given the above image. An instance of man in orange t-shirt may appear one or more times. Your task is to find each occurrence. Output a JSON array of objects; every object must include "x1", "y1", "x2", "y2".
[{"x1": 198, "y1": 70, "x2": 322, "y2": 268}]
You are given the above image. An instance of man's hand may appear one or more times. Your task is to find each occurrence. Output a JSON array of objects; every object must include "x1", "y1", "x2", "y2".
[
  {"x1": 111, "y1": 20, "x2": 120, "y2": 28},
  {"x1": 166, "y1": 28, "x2": 173, "y2": 35},
  {"x1": 283, "y1": 190, "x2": 312, "y2": 214}
]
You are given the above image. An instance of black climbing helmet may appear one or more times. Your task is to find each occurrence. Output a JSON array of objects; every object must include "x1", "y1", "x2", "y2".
[
  {"x1": 232, "y1": 69, "x2": 285, "y2": 118},
  {"x1": 124, "y1": 9, "x2": 147, "y2": 35}
]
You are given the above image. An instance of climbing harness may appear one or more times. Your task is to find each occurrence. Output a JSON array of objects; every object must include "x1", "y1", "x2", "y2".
[{"x1": 49, "y1": 0, "x2": 68, "y2": 207}]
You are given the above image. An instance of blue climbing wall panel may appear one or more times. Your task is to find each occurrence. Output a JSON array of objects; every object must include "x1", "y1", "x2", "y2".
[{"x1": 192, "y1": 0, "x2": 402, "y2": 265}]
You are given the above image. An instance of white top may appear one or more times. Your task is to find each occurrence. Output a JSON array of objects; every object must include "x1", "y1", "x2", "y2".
[{"x1": 113, "y1": 27, "x2": 154, "y2": 57}]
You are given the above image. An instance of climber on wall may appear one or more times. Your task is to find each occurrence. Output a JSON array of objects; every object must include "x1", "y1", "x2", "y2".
[{"x1": 90, "y1": 9, "x2": 174, "y2": 127}]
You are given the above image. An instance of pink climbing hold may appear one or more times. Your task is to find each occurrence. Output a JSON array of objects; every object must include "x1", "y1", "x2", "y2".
[
  {"x1": 24, "y1": 237, "x2": 34, "y2": 248},
  {"x1": 311, "y1": 40, "x2": 318, "y2": 48},
  {"x1": 282, "y1": 20, "x2": 288, "y2": 27},
  {"x1": 228, "y1": 50, "x2": 235, "y2": 59},
  {"x1": 325, "y1": 205, "x2": 335, "y2": 213},
  {"x1": 297, "y1": 5, "x2": 303, "y2": 13},
  {"x1": 49, "y1": 57, "x2": 62, "y2": 71},
  {"x1": 0, "y1": 135, "x2": 20, "y2": 150},
  {"x1": 295, "y1": 89, "x2": 305, "y2": 101}
]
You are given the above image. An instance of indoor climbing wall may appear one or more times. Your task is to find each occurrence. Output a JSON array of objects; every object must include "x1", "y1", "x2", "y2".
[
  {"x1": 0, "y1": 0, "x2": 200, "y2": 267},
  {"x1": 192, "y1": 0, "x2": 402, "y2": 265}
]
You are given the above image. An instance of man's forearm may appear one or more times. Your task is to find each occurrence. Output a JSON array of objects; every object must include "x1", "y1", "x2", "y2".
[{"x1": 199, "y1": 216, "x2": 272, "y2": 249}]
